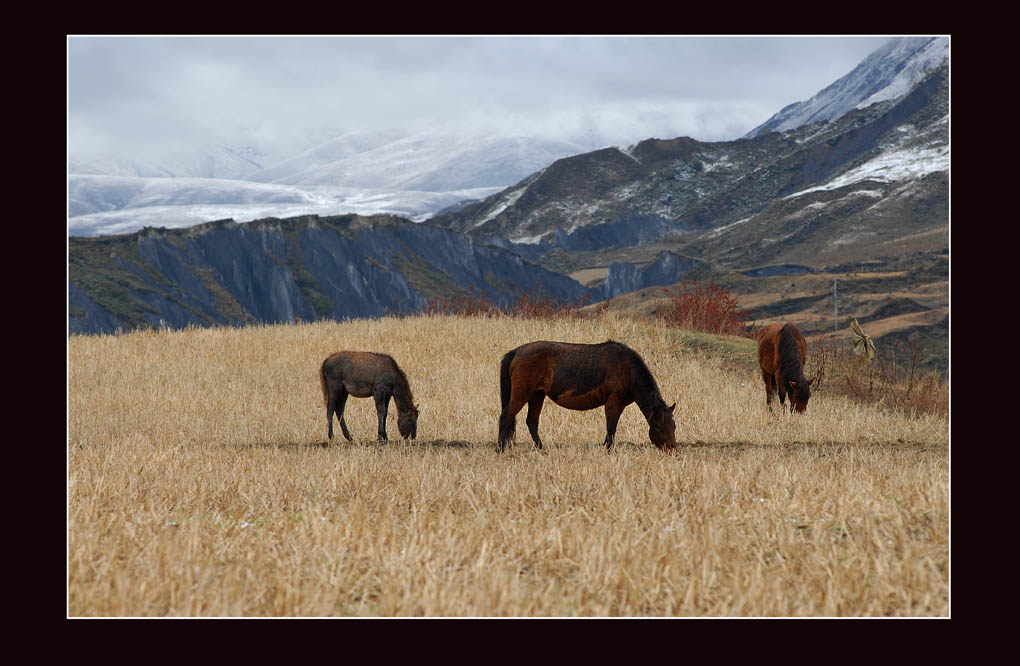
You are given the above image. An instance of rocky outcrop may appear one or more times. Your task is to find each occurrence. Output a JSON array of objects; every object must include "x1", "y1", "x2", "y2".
[
  {"x1": 68, "y1": 214, "x2": 593, "y2": 335},
  {"x1": 597, "y1": 252, "x2": 708, "y2": 300}
]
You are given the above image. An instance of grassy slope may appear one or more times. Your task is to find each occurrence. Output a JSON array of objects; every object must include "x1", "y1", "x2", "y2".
[
  {"x1": 68, "y1": 314, "x2": 948, "y2": 617},
  {"x1": 580, "y1": 252, "x2": 948, "y2": 377}
]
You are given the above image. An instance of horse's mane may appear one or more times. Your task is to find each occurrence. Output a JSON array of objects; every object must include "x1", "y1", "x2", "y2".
[
  {"x1": 777, "y1": 324, "x2": 806, "y2": 386},
  {"x1": 385, "y1": 354, "x2": 416, "y2": 412},
  {"x1": 606, "y1": 340, "x2": 668, "y2": 410}
]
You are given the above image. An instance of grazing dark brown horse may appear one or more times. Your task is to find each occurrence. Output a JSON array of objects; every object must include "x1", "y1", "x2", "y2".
[
  {"x1": 497, "y1": 340, "x2": 677, "y2": 452},
  {"x1": 756, "y1": 322, "x2": 814, "y2": 413},
  {"x1": 319, "y1": 351, "x2": 419, "y2": 442}
]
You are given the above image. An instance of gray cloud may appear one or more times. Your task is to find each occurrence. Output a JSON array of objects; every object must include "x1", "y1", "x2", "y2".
[{"x1": 68, "y1": 35, "x2": 895, "y2": 161}]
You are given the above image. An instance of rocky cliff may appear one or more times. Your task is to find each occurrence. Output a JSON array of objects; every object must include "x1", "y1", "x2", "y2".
[{"x1": 68, "y1": 214, "x2": 594, "y2": 334}]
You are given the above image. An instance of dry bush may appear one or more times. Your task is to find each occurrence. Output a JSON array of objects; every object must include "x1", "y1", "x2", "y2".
[
  {"x1": 68, "y1": 313, "x2": 948, "y2": 617},
  {"x1": 421, "y1": 284, "x2": 594, "y2": 319},
  {"x1": 809, "y1": 334, "x2": 948, "y2": 418},
  {"x1": 658, "y1": 281, "x2": 751, "y2": 337}
]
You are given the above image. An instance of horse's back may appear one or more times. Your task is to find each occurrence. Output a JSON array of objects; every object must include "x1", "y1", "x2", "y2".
[
  {"x1": 780, "y1": 323, "x2": 807, "y2": 367},
  {"x1": 509, "y1": 340, "x2": 625, "y2": 373},
  {"x1": 506, "y1": 340, "x2": 635, "y2": 409},
  {"x1": 324, "y1": 350, "x2": 398, "y2": 370},
  {"x1": 321, "y1": 351, "x2": 400, "y2": 396},
  {"x1": 504, "y1": 341, "x2": 560, "y2": 391},
  {"x1": 787, "y1": 324, "x2": 807, "y2": 363},
  {"x1": 757, "y1": 322, "x2": 807, "y2": 370},
  {"x1": 757, "y1": 323, "x2": 807, "y2": 373},
  {"x1": 757, "y1": 324, "x2": 782, "y2": 372}
]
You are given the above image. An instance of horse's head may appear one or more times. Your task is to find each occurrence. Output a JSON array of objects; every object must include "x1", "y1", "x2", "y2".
[
  {"x1": 398, "y1": 404, "x2": 419, "y2": 440},
  {"x1": 648, "y1": 402, "x2": 677, "y2": 450},
  {"x1": 789, "y1": 377, "x2": 815, "y2": 413}
]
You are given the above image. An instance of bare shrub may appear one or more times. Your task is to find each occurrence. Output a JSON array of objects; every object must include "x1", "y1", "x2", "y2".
[
  {"x1": 658, "y1": 280, "x2": 752, "y2": 337},
  {"x1": 809, "y1": 333, "x2": 948, "y2": 418}
]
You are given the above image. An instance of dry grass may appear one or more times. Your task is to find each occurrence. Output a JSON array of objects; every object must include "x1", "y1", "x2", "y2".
[{"x1": 68, "y1": 313, "x2": 949, "y2": 617}]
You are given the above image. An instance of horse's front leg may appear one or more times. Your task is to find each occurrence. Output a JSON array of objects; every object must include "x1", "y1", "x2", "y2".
[
  {"x1": 762, "y1": 370, "x2": 776, "y2": 411},
  {"x1": 776, "y1": 377, "x2": 788, "y2": 412},
  {"x1": 603, "y1": 396, "x2": 626, "y2": 451},
  {"x1": 374, "y1": 391, "x2": 390, "y2": 441}
]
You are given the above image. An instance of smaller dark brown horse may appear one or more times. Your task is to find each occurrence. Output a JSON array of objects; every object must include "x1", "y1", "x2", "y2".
[
  {"x1": 757, "y1": 322, "x2": 814, "y2": 413},
  {"x1": 498, "y1": 340, "x2": 677, "y2": 452},
  {"x1": 320, "y1": 351, "x2": 419, "y2": 442}
]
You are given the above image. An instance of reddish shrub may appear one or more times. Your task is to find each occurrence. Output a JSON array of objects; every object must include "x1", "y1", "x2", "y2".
[{"x1": 658, "y1": 280, "x2": 751, "y2": 337}]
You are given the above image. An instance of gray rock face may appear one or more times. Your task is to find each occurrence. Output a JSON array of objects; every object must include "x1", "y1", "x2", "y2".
[
  {"x1": 69, "y1": 213, "x2": 714, "y2": 335},
  {"x1": 597, "y1": 252, "x2": 707, "y2": 300},
  {"x1": 68, "y1": 214, "x2": 599, "y2": 335},
  {"x1": 68, "y1": 284, "x2": 126, "y2": 334}
]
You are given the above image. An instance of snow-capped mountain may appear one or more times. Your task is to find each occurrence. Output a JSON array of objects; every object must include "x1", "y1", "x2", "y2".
[
  {"x1": 248, "y1": 127, "x2": 596, "y2": 192},
  {"x1": 67, "y1": 37, "x2": 949, "y2": 241},
  {"x1": 433, "y1": 59, "x2": 948, "y2": 271},
  {"x1": 67, "y1": 126, "x2": 605, "y2": 236},
  {"x1": 744, "y1": 36, "x2": 948, "y2": 138},
  {"x1": 68, "y1": 144, "x2": 274, "y2": 181},
  {"x1": 67, "y1": 172, "x2": 502, "y2": 237}
]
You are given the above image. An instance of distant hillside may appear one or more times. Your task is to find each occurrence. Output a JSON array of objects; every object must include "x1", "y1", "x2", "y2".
[
  {"x1": 68, "y1": 214, "x2": 722, "y2": 335},
  {"x1": 582, "y1": 251, "x2": 949, "y2": 377},
  {"x1": 430, "y1": 62, "x2": 947, "y2": 275},
  {"x1": 68, "y1": 215, "x2": 589, "y2": 334}
]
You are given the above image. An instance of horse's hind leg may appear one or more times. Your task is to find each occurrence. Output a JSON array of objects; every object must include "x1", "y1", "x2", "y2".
[
  {"x1": 326, "y1": 391, "x2": 337, "y2": 441},
  {"x1": 333, "y1": 389, "x2": 353, "y2": 441},
  {"x1": 525, "y1": 392, "x2": 546, "y2": 450},
  {"x1": 498, "y1": 394, "x2": 528, "y2": 453}
]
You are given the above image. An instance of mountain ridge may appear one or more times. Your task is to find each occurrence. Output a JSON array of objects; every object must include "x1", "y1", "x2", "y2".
[
  {"x1": 69, "y1": 214, "x2": 709, "y2": 335},
  {"x1": 744, "y1": 37, "x2": 947, "y2": 138},
  {"x1": 429, "y1": 60, "x2": 947, "y2": 274}
]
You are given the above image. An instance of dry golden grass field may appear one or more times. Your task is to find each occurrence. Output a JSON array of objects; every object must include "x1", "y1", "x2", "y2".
[{"x1": 67, "y1": 313, "x2": 949, "y2": 617}]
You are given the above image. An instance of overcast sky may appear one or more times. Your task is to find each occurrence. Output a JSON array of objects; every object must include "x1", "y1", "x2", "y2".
[{"x1": 68, "y1": 35, "x2": 896, "y2": 161}]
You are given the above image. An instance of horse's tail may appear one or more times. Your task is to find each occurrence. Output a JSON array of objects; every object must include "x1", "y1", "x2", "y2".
[
  {"x1": 319, "y1": 361, "x2": 329, "y2": 407},
  {"x1": 497, "y1": 348, "x2": 517, "y2": 450},
  {"x1": 499, "y1": 348, "x2": 516, "y2": 413}
]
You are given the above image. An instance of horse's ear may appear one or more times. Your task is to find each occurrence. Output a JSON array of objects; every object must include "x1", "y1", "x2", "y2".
[{"x1": 668, "y1": 402, "x2": 676, "y2": 413}]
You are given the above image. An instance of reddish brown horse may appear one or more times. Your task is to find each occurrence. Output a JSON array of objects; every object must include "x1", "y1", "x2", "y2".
[
  {"x1": 498, "y1": 340, "x2": 677, "y2": 452},
  {"x1": 757, "y1": 323, "x2": 814, "y2": 413},
  {"x1": 320, "y1": 351, "x2": 419, "y2": 442}
]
